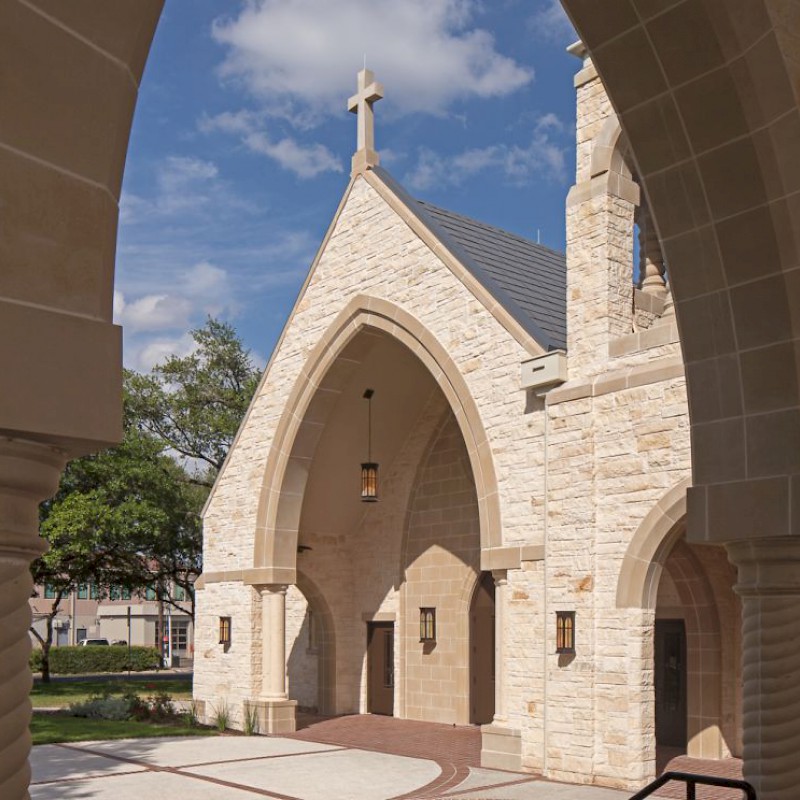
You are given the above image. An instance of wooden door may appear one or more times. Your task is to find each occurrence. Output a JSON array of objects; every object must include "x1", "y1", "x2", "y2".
[
  {"x1": 470, "y1": 572, "x2": 495, "y2": 724},
  {"x1": 367, "y1": 622, "x2": 394, "y2": 715},
  {"x1": 655, "y1": 619, "x2": 687, "y2": 748}
]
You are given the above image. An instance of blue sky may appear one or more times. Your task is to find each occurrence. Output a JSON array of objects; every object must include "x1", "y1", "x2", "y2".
[{"x1": 115, "y1": 0, "x2": 578, "y2": 371}]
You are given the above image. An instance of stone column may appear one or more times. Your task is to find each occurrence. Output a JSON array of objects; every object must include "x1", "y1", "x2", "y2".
[
  {"x1": 492, "y1": 569, "x2": 508, "y2": 723},
  {"x1": 261, "y1": 584, "x2": 288, "y2": 699},
  {"x1": 0, "y1": 439, "x2": 66, "y2": 800},
  {"x1": 480, "y1": 569, "x2": 521, "y2": 772},
  {"x1": 255, "y1": 584, "x2": 296, "y2": 733},
  {"x1": 727, "y1": 538, "x2": 800, "y2": 800}
]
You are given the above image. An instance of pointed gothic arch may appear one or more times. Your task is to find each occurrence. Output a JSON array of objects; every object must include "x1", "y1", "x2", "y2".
[
  {"x1": 616, "y1": 477, "x2": 691, "y2": 610},
  {"x1": 248, "y1": 295, "x2": 502, "y2": 586}
]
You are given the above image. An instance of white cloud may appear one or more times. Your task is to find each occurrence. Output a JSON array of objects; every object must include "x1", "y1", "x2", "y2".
[
  {"x1": 211, "y1": 0, "x2": 533, "y2": 124},
  {"x1": 115, "y1": 260, "x2": 243, "y2": 368},
  {"x1": 528, "y1": 0, "x2": 577, "y2": 46},
  {"x1": 200, "y1": 111, "x2": 343, "y2": 178},
  {"x1": 134, "y1": 334, "x2": 198, "y2": 372},
  {"x1": 405, "y1": 114, "x2": 569, "y2": 190},
  {"x1": 121, "y1": 155, "x2": 255, "y2": 224},
  {"x1": 115, "y1": 292, "x2": 194, "y2": 333},
  {"x1": 244, "y1": 132, "x2": 343, "y2": 179}
]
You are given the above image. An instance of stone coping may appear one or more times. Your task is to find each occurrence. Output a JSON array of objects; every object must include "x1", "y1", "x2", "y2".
[
  {"x1": 609, "y1": 320, "x2": 680, "y2": 358},
  {"x1": 547, "y1": 356, "x2": 684, "y2": 406}
]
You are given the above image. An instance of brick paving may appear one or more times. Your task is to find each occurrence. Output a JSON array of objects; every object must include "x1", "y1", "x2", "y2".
[
  {"x1": 653, "y1": 754, "x2": 747, "y2": 800},
  {"x1": 289, "y1": 713, "x2": 484, "y2": 797},
  {"x1": 289, "y1": 715, "x2": 751, "y2": 800}
]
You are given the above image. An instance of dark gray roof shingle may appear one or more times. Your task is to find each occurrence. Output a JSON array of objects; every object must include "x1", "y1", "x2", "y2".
[{"x1": 372, "y1": 167, "x2": 566, "y2": 351}]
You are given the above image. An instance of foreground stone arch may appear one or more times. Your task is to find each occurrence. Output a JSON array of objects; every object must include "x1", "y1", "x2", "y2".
[
  {"x1": 562, "y1": 0, "x2": 800, "y2": 544},
  {"x1": 563, "y1": 3, "x2": 800, "y2": 794},
  {"x1": 250, "y1": 295, "x2": 502, "y2": 584}
]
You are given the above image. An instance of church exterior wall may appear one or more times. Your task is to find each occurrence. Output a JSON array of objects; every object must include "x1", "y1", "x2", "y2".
[
  {"x1": 196, "y1": 169, "x2": 550, "y2": 724},
  {"x1": 541, "y1": 366, "x2": 691, "y2": 788},
  {"x1": 195, "y1": 49, "x2": 740, "y2": 795},
  {"x1": 193, "y1": 581, "x2": 262, "y2": 728}
]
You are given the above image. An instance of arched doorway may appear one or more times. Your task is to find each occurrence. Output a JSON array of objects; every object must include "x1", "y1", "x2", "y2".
[
  {"x1": 469, "y1": 571, "x2": 495, "y2": 725},
  {"x1": 619, "y1": 483, "x2": 742, "y2": 771},
  {"x1": 655, "y1": 535, "x2": 741, "y2": 764}
]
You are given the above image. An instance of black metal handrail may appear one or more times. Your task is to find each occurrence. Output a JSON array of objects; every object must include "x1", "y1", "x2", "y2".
[{"x1": 629, "y1": 770, "x2": 757, "y2": 800}]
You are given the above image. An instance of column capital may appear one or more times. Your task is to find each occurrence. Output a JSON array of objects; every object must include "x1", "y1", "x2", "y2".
[
  {"x1": 491, "y1": 569, "x2": 508, "y2": 586},
  {"x1": 257, "y1": 583, "x2": 289, "y2": 597},
  {"x1": 727, "y1": 537, "x2": 800, "y2": 597},
  {"x1": 0, "y1": 437, "x2": 66, "y2": 560}
]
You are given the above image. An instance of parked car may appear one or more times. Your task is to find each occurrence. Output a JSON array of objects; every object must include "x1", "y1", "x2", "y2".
[{"x1": 78, "y1": 638, "x2": 109, "y2": 646}]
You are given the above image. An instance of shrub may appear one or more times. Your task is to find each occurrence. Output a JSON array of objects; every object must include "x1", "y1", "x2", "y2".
[
  {"x1": 242, "y1": 700, "x2": 260, "y2": 736},
  {"x1": 212, "y1": 700, "x2": 230, "y2": 732},
  {"x1": 29, "y1": 649, "x2": 43, "y2": 673},
  {"x1": 30, "y1": 646, "x2": 160, "y2": 675},
  {"x1": 127, "y1": 691, "x2": 176, "y2": 721},
  {"x1": 69, "y1": 694, "x2": 131, "y2": 721},
  {"x1": 183, "y1": 699, "x2": 200, "y2": 728}
]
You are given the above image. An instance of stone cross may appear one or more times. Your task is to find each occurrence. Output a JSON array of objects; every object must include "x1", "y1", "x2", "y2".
[{"x1": 348, "y1": 68, "x2": 383, "y2": 174}]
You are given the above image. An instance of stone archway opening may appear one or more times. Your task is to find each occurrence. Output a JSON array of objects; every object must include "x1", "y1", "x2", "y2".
[
  {"x1": 258, "y1": 318, "x2": 492, "y2": 728},
  {"x1": 654, "y1": 529, "x2": 742, "y2": 769}
]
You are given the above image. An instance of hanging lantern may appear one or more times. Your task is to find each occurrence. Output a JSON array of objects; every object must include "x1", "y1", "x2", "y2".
[{"x1": 361, "y1": 389, "x2": 379, "y2": 502}]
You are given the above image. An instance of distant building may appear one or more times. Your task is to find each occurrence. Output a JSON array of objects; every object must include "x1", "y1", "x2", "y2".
[{"x1": 30, "y1": 581, "x2": 194, "y2": 666}]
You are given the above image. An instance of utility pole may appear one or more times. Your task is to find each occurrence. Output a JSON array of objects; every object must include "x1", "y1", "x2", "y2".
[
  {"x1": 69, "y1": 588, "x2": 76, "y2": 646},
  {"x1": 166, "y1": 604, "x2": 173, "y2": 669},
  {"x1": 157, "y1": 586, "x2": 164, "y2": 671}
]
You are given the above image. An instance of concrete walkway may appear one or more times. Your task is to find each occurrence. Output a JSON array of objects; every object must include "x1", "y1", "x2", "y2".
[
  {"x1": 30, "y1": 732, "x2": 629, "y2": 800},
  {"x1": 30, "y1": 715, "x2": 746, "y2": 799}
]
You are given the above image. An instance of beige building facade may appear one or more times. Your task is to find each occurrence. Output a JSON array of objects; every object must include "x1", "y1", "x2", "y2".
[
  {"x1": 29, "y1": 583, "x2": 194, "y2": 664},
  {"x1": 194, "y1": 59, "x2": 742, "y2": 791}
]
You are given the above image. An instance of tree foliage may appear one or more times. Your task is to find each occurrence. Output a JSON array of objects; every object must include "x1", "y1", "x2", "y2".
[
  {"x1": 33, "y1": 386, "x2": 201, "y2": 679},
  {"x1": 126, "y1": 318, "x2": 260, "y2": 486},
  {"x1": 32, "y1": 318, "x2": 259, "y2": 679}
]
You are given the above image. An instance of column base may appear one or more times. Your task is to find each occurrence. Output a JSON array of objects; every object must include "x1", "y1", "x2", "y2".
[
  {"x1": 480, "y1": 723, "x2": 522, "y2": 771},
  {"x1": 253, "y1": 699, "x2": 297, "y2": 734}
]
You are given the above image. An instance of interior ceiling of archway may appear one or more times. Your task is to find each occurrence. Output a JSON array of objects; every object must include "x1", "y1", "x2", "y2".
[{"x1": 298, "y1": 330, "x2": 442, "y2": 538}]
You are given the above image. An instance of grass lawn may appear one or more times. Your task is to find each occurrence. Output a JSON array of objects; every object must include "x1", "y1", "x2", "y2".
[
  {"x1": 31, "y1": 712, "x2": 220, "y2": 745},
  {"x1": 31, "y1": 677, "x2": 193, "y2": 709}
]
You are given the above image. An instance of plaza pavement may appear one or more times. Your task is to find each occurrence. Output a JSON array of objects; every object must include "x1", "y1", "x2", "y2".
[
  {"x1": 30, "y1": 735, "x2": 628, "y2": 800},
  {"x1": 29, "y1": 715, "x2": 744, "y2": 799}
]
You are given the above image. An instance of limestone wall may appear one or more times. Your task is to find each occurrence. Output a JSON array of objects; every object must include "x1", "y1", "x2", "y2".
[
  {"x1": 193, "y1": 581, "x2": 262, "y2": 728},
  {"x1": 202, "y1": 174, "x2": 543, "y2": 577},
  {"x1": 197, "y1": 171, "x2": 548, "y2": 718},
  {"x1": 541, "y1": 371, "x2": 691, "y2": 788},
  {"x1": 401, "y1": 414, "x2": 480, "y2": 725}
]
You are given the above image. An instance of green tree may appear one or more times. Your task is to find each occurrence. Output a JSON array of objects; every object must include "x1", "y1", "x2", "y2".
[
  {"x1": 33, "y1": 319, "x2": 258, "y2": 679},
  {"x1": 126, "y1": 318, "x2": 261, "y2": 487},
  {"x1": 32, "y1": 406, "x2": 200, "y2": 681}
]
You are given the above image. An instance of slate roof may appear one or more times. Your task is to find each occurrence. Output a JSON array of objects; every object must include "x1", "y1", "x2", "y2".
[{"x1": 372, "y1": 167, "x2": 567, "y2": 352}]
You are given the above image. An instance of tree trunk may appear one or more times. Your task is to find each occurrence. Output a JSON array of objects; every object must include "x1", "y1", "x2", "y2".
[{"x1": 40, "y1": 639, "x2": 51, "y2": 684}]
